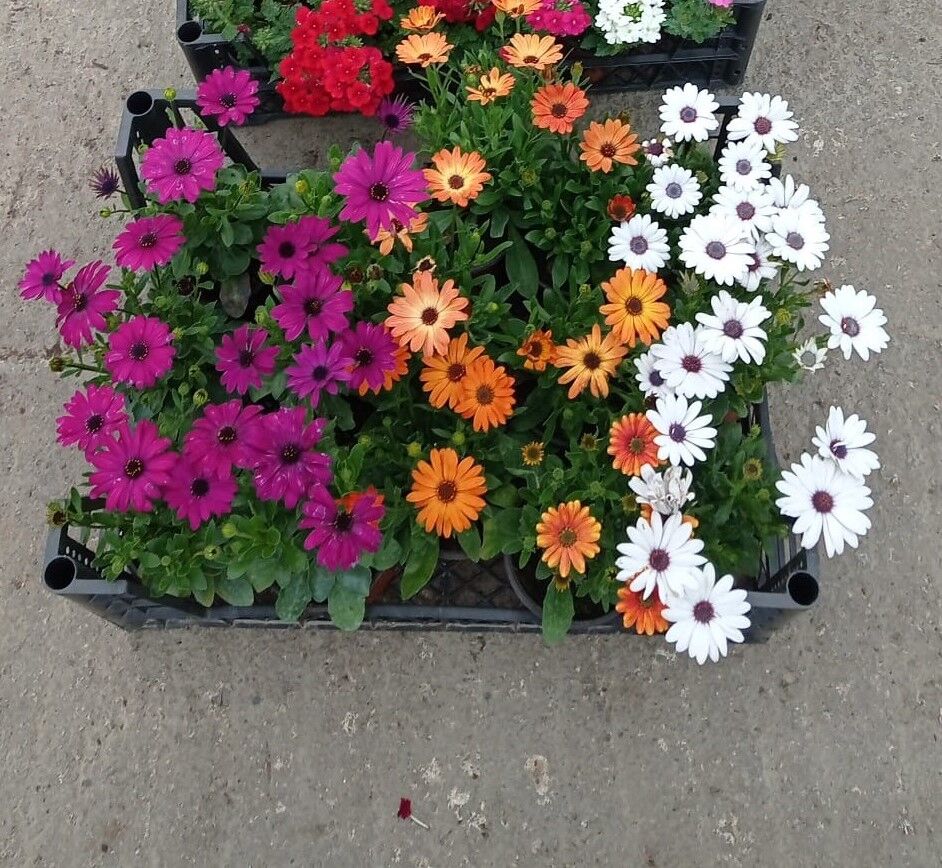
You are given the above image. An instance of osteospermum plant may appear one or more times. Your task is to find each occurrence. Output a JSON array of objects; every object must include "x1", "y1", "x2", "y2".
[{"x1": 28, "y1": 64, "x2": 886, "y2": 657}]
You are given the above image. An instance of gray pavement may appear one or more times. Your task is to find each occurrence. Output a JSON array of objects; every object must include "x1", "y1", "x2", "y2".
[{"x1": 1, "y1": 0, "x2": 941, "y2": 865}]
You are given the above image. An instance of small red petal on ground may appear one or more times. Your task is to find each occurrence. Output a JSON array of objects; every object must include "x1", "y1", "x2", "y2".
[{"x1": 397, "y1": 798, "x2": 412, "y2": 820}]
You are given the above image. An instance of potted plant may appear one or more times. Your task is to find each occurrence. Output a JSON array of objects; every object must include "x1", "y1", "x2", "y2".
[{"x1": 31, "y1": 58, "x2": 886, "y2": 661}]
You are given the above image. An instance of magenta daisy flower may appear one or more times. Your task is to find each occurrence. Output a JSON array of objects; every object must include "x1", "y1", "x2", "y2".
[
  {"x1": 56, "y1": 384, "x2": 127, "y2": 456},
  {"x1": 55, "y1": 261, "x2": 120, "y2": 348},
  {"x1": 89, "y1": 165, "x2": 122, "y2": 199},
  {"x1": 299, "y1": 487, "x2": 385, "y2": 570},
  {"x1": 256, "y1": 216, "x2": 347, "y2": 280},
  {"x1": 196, "y1": 66, "x2": 260, "y2": 127},
  {"x1": 215, "y1": 325, "x2": 279, "y2": 394},
  {"x1": 105, "y1": 316, "x2": 176, "y2": 388},
  {"x1": 332, "y1": 141, "x2": 428, "y2": 238},
  {"x1": 376, "y1": 95, "x2": 414, "y2": 135},
  {"x1": 245, "y1": 407, "x2": 333, "y2": 509},
  {"x1": 285, "y1": 341, "x2": 353, "y2": 407},
  {"x1": 271, "y1": 268, "x2": 352, "y2": 342},
  {"x1": 113, "y1": 215, "x2": 185, "y2": 272},
  {"x1": 140, "y1": 127, "x2": 225, "y2": 204},
  {"x1": 339, "y1": 322, "x2": 399, "y2": 394},
  {"x1": 88, "y1": 420, "x2": 175, "y2": 513},
  {"x1": 163, "y1": 455, "x2": 239, "y2": 530},
  {"x1": 183, "y1": 399, "x2": 263, "y2": 476},
  {"x1": 20, "y1": 250, "x2": 74, "y2": 302}
]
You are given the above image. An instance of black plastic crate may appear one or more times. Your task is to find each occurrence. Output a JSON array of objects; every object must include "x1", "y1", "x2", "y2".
[{"x1": 175, "y1": 0, "x2": 766, "y2": 122}]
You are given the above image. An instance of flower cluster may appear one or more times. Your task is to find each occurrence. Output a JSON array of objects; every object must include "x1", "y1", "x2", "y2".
[{"x1": 30, "y1": 62, "x2": 885, "y2": 654}]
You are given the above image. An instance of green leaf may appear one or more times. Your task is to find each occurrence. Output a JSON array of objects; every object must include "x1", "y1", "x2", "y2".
[
  {"x1": 311, "y1": 567, "x2": 336, "y2": 602},
  {"x1": 456, "y1": 525, "x2": 481, "y2": 561},
  {"x1": 327, "y1": 583, "x2": 366, "y2": 631},
  {"x1": 216, "y1": 576, "x2": 254, "y2": 607},
  {"x1": 275, "y1": 575, "x2": 312, "y2": 622},
  {"x1": 542, "y1": 584, "x2": 574, "y2": 645},
  {"x1": 400, "y1": 527, "x2": 440, "y2": 599},
  {"x1": 489, "y1": 208, "x2": 510, "y2": 238},
  {"x1": 337, "y1": 565, "x2": 372, "y2": 596},
  {"x1": 363, "y1": 535, "x2": 402, "y2": 571},
  {"x1": 551, "y1": 254, "x2": 570, "y2": 290},
  {"x1": 505, "y1": 227, "x2": 538, "y2": 297}
]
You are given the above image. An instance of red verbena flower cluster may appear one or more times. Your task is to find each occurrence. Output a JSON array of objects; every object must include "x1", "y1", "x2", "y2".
[
  {"x1": 277, "y1": 0, "x2": 395, "y2": 117},
  {"x1": 427, "y1": 0, "x2": 496, "y2": 30}
]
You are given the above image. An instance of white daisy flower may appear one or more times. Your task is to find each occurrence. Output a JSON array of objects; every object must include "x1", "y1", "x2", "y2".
[
  {"x1": 811, "y1": 406, "x2": 880, "y2": 480},
  {"x1": 718, "y1": 140, "x2": 772, "y2": 191},
  {"x1": 793, "y1": 337, "x2": 827, "y2": 372},
  {"x1": 662, "y1": 563, "x2": 751, "y2": 665},
  {"x1": 659, "y1": 83, "x2": 719, "y2": 143},
  {"x1": 737, "y1": 239, "x2": 778, "y2": 292},
  {"x1": 647, "y1": 393, "x2": 717, "y2": 467},
  {"x1": 608, "y1": 213, "x2": 670, "y2": 272},
  {"x1": 634, "y1": 348, "x2": 673, "y2": 398},
  {"x1": 725, "y1": 92, "x2": 799, "y2": 153},
  {"x1": 775, "y1": 452, "x2": 873, "y2": 557},
  {"x1": 615, "y1": 511, "x2": 706, "y2": 601},
  {"x1": 818, "y1": 284, "x2": 889, "y2": 361},
  {"x1": 695, "y1": 291, "x2": 771, "y2": 364},
  {"x1": 647, "y1": 164, "x2": 702, "y2": 219},
  {"x1": 652, "y1": 323, "x2": 731, "y2": 399},
  {"x1": 641, "y1": 137, "x2": 673, "y2": 167},
  {"x1": 678, "y1": 214, "x2": 753, "y2": 286},
  {"x1": 628, "y1": 464, "x2": 695, "y2": 516},
  {"x1": 767, "y1": 174, "x2": 824, "y2": 220},
  {"x1": 766, "y1": 208, "x2": 830, "y2": 272},
  {"x1": 710, "y1": 184, "x2": 776, "y2": 239}
]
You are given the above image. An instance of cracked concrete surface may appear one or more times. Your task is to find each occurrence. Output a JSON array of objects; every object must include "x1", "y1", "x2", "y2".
[{"x1": 1, "y1": 0, "x2": 941, "y2": 865}]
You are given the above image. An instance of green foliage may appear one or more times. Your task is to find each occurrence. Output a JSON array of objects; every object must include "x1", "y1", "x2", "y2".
[{"x1": 663, "y1": 0, "x2": 735, "y2": 43}]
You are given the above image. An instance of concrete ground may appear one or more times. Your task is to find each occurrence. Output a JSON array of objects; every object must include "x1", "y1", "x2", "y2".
[{"x1": 1, "y1": 0, "x2": 941, "y2": 865}]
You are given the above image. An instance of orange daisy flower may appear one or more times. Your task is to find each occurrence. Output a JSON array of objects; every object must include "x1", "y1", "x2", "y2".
[
  {"x1": 500, "y1": 34, "x2": 563, "y2": 71},
  {"x1": 419, "y1": 332, "x2": 486, "y2": 409},
  {"x1": 521, "y1": 441, "x2": 545, "y2": 466},
  {"x1": 536, "y1": 501, "x2": 601, "y2": 579},
  {"x1": 371, "y1": 211, "x2": 429, "y2": 256},
  {"x1": 358, "y1": 345, "x2": 410, "y2": 396},
  {"x1": 607, "y1": 194, "x2": 636, "y2": 222},
  {"x1": 554, "y1": 324, "x2": 628, "y2": 399},
  {"x1": 599, "y1": 267, "x2": 671, "y2": 347},
  {"x1": 385, "y1": 271, "x2": 469, "y2": 357},
  {"x1": 455, "y1": 357, "x2": 516, "y2": 432},
  {"x1": 531, "y1": 82, "x2": 589, "y2": 135},
  {"x1": 400, "y1": 5, "x2": 445, "y2": 30},
  {"x1": 396, "y1": 33, "x2": 453, "y2": 67},
  {"x1": 579, "y1": 119, "x2": 640, "y2": 173},
  {"x1": 467, "y1": 68, "x2": 515, "y2": 105},
  {"x1": 615, "y1": 585, "x2": 669, "y2": 635},
  {"x1": 516, "y1": 329, "x2": 555, "y2": 372},
  {"x1": 423, "y1": 147, "x2": 492, "y2": 208},
  {"x1": 493, "y1": 0, "x2": 541, "y2": 15},
  {"x1": 608, "y1": 413, "x2": 661, "y2": 477},
  {"x1": 407, "y1": 447, "x2": 488, "y2": 538}
]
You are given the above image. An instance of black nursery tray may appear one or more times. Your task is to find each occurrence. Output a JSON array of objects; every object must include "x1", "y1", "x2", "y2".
[{"x1": 175, "y1": 0, "x2": 766, "y2": 123}]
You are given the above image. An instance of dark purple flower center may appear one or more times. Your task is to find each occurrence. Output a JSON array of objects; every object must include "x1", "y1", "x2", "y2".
[
  {"x1": 129, "y1": 342, "x2": 149, "y2": 361},
  {"x1": 812, "y1": 490, "x2": 834, "y2": 513},
  {"x1": 649, "y1": 369, "x2": 665, "y2": 387},
  {"x1": 736, "y1": 159, "x2": 752, "y2": 176},
  {"x1": 830, "y1": 440, "x2": 848, "y2": 459},
  {"x1": 664, "y1": 182, "x2": 683, "y2": 199},
  {"x1": 71, "y1": 291, "x2": 87, "y2": 312},
  {"x1": 281, "y1": 444, "x2": 301, "y2": 464},
  {"x1": 138, "y1": 232, "x2": 158, "y2": 250},
  {"x1": 42, "y1": 272, "x2": 57, "y2": 286},
  {"x1": 384, "y1": 112, "x2": 401, "y2": 129},
  {"x1": 840, "y1": 316, "x2": 860, "y2": 337},
  {"x1": 550, "y1": 102, "x2": 568, "y2": 119},
  {"x1": 220, "y1": 92, "x2": 237, "y2": 109},
  {"x1": 369, "y1": 182, "x2": 390, "y2": 202},
  {"x1": 647, "y1": 142, "x2": 664, "y2": 156},
  {"x1": 693, "y1": 600, "x2": 715, "y2": 623},
  {"x1": 625, "y1": 296, "x2": 643, "y2": 315},
  {"x1": 436, "y1": 480, "x2": 458, "y2": 503},
  {"x1": 421, "y1": 306, "x2": 439, "y2": 325},
  {"x1": 304, "y1": 296, "x2": 324, "y2": 316},
  {"x1": 174, "y1": 158, "x2": 193, "y2": 176},
  {"x1": 124, "y1": 457, "x2": 144, "y2": 479},
  {"x1": 723, "y1": 319, "x2": 744, "y2": 338},
  {"x1": 311, "y1": 365, "x2": 329, "y2": 381},
  {"x1": 582, "y1": 352, "x2": 602, "y2": 370},
  {"x1": 681, "y1": 354, "x2": 702, "y2": 373},
  {"x1": 191, "y1": 478, "x2": 210, "y2": 497},
  {"x1": 669, "y1": 423, "x2": 686, "y2": 443},
  {"x1": 600, "y1": 143, "x2": 617, "y2": 158},
  {"x1": 679, "y1": 106, "x2": 697, "y2": 123},
  {"x1": 649, "y1": 548, "x2": 670, "y2": 572},
  {"x1": 706, "y1": 241, "x2": 727, "y2": 260},
  {"x1": 238, "y1": 349, "x2": 255, "y2": 367},
  {"x1": 354, "y1": 348, "x2": 374, "y2": 367},
  {"x1": 629, "y1": 236, "x2": 648, "y2": 255},
  {"x1": 754, "y1": 116, "x2": 772, "y2": 135},
  {"x1": 748, "y1": 253, "x2": 761, "y2": 273},
  {"x1": 786, "y1": 231, "x2": 805, "y2": 250},
  {"x1": 447, "y1": 362, "x2": 466, "y2": 382},
  {"x1": 475, "y1": 385, "x2": 495, "y2": 406},
  {"x1": 217, "y1": 425, "x2": 237, "y2": 444},
  {"x1": 85, "y1": 413, "x2": 104, "y2": 433},
  {"x1": 333, "y1": 510, "x2": 355, "y2": 533},
  {"x1": 736, "y1": 201, "x2": 756, "y2": 220},
  {"x1": 448, "y1": 174, "x2": 465, "y2": 190},
  {"x1": 278, "y1": 241, "x2": 296, "y2": 259}
]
